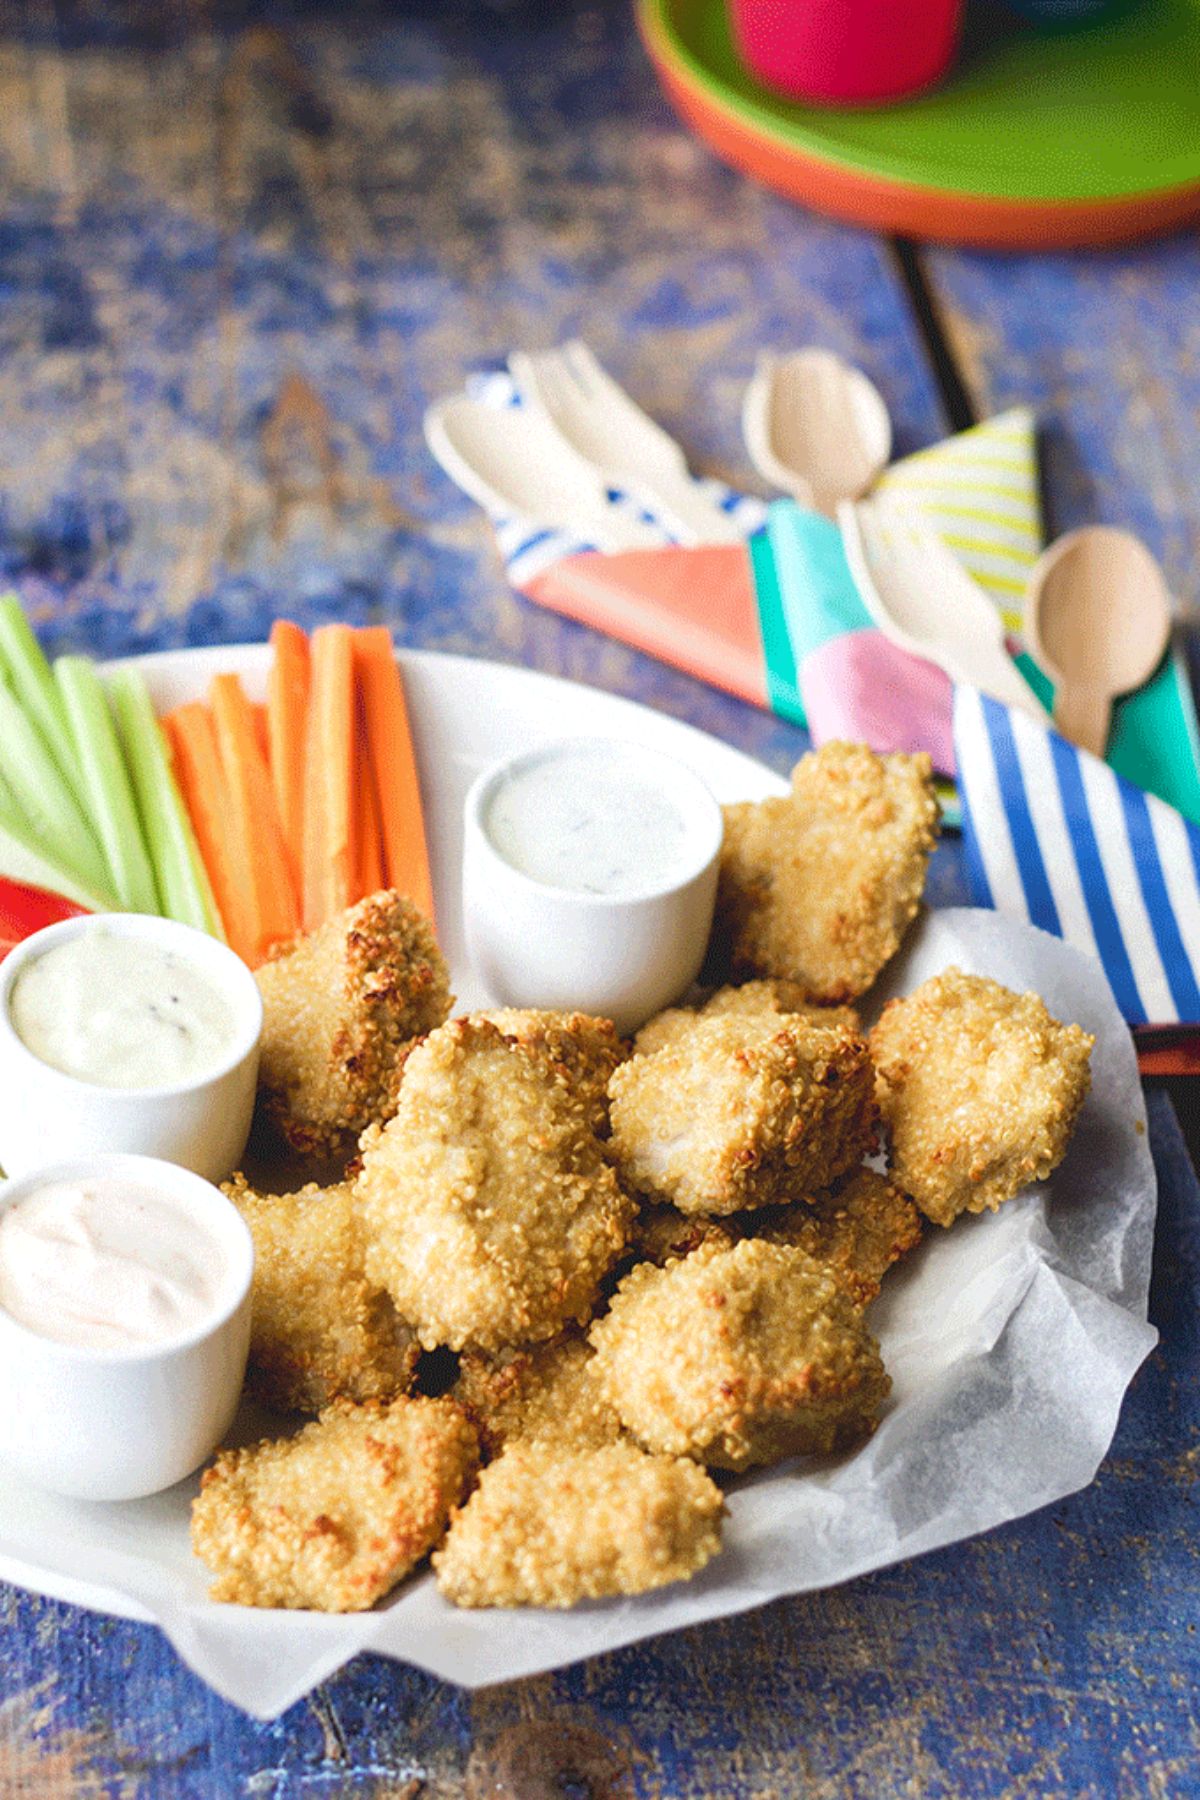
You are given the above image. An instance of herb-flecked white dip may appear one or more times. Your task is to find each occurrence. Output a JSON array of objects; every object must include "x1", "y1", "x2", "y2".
[
  {"x1": 9, "y1": 926, "x2": 239, "y2": 1089},
  {"x1": 484, "y1": 742, "x2": 698, "y2": 897}
]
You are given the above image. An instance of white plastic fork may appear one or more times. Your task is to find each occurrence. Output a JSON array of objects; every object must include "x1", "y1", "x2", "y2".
[
  {"x1": 424, "y1": 393, "x2": 667, "y2": 554},
  {"x1": 508, "y1": 341, "x2": 745, "y2": 546},
  {"x1": 838, "y1": 496, "x2": 1046, "y2": 719}
]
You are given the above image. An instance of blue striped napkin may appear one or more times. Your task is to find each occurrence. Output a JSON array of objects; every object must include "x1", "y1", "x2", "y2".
[{"x1": 954, "y1": 685, "x2": 1200, "y2": 1025}]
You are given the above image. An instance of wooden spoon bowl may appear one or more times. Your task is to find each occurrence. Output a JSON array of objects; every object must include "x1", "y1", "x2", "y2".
[
  {"x1": 1025, "y1": 525, "x2": 1172, "y2": 757},
  {"x1": 743, "y1": 348, "x2": 892, "y2": 516}
]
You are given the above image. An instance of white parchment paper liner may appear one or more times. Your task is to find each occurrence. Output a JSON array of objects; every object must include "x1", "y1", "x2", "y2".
[{"x1": 0, "y1": 909, "x2": 1158, "y2": 1717}]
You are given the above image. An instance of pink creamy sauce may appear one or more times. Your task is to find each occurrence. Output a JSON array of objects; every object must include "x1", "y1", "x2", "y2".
[{"x1": 0, "y1": 1176, "x2": 227, "y2": 1351}]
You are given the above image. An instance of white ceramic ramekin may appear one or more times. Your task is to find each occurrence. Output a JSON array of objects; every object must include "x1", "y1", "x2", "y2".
[
  {"x1": 0, "y1": 913, "x2": 263, "y2": 1183},
  {"x1": 462, "y1": 736, "x2": 724, "y2": 1036},
  {"x1": 0, "y1": 1153, "x2": 252, "y2": 1500}
]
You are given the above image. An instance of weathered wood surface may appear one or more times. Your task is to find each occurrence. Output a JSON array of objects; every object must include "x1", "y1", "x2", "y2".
[{"x1": 0, "y1": 3, "x2": 1199, "y2": 1794}]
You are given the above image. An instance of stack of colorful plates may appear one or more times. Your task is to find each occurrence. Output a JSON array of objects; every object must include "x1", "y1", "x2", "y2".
[{"x1": 638, "y1": 0, "x2": 1200, "y2": 248}]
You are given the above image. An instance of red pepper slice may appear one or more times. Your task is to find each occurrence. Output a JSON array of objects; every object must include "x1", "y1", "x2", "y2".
[{"x1": 0, "y1": 878, "x2": 89, "y2": 960}]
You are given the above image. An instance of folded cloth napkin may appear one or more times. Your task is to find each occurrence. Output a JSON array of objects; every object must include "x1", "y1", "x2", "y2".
[
  {"x1": 472, "y1": 370, "x2": 970, "y2": 785},
  {"x1": 954, "y1": 684, "x2": 1200, "y2": 1024}
]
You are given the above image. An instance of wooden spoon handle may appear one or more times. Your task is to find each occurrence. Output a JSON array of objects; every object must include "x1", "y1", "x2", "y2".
[{"x1": 1052, "y1": 681, "x2": 1113, "y2": 758}]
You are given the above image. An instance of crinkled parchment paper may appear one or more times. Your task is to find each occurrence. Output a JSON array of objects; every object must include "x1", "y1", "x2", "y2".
[{"x1": 0, "y1": 908, "x2": 1156, "y2": 1717}]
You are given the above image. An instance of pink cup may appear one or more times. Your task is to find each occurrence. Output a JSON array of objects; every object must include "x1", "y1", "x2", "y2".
[{"x1": 729, "y1": 0, "x2": 963, "y2": 106}]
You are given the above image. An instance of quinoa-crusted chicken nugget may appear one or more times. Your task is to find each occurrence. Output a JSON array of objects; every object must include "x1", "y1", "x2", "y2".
[
  {"x1": 453, "y1": 1330, "x2": 621, "y2": 1459},
  {"x1": 608, "y1": 1013, "x2": 875, "y2": 1216},
  {"x1": 191, "y1": 1395, "x2": 477, "y2": 1611},
  {"x1": 466, "y1": 1008, "x2": 627, "y2": 1136},
  {"x1": 358, "y1": 1018, "x2": 633, "y2": 1351},
  {"x1": 433, "y1": 1440, "x2": 723, "y2": 1608},
  {"x1": 870, "y1": 968, "x2": 1094, "y2": 1228},
  {"x1": 714, "y1": 743, "x2": 939, "y2": 1003},
  {"x1": 752, "y1": 1168, "x2": 922, "y2": 1310},
  {"x1": 635, "y1": 980, "x2": 860, "y2": 1058},
  {"x1": 591, "y1": 1238, "x2": 890, "y2": 1470},
  {"x1": 255, "y1": 890, "x2": 452, "y2": 1159},
  {"x1": 223, "y1": 1173, "x2": 419, "y2": 1413}
]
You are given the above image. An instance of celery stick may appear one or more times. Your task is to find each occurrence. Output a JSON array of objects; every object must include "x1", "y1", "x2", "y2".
[
  {"x1": 55, "y1": 656, "x2": 160, "y2": 915},
  {"x1": 0, "y1": 761, "x2": 30, "y2": 833},
  {"x1": 109, "y1": 668, "x2": 223, "y2": 938},
  {"x1": 0, "y1": 770, "x2": 116, "y2": 912},
  {"x1": 0, "y1": 674, "x2": 113, "y2": 900},
  {"x1": 0, "y1": 595, "x2": 79, "y2": 789}
]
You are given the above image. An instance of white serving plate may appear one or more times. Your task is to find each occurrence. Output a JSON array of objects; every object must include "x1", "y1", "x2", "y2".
[{"x1": 0, "y1": 646, "x2": 1158, "y2": 1718}]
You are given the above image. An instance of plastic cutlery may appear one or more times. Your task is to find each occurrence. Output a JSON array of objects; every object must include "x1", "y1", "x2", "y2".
[
  {"x1": 838, "y1": 497, "x2": 1046, "y2": 718},
  {"x1": 508, "y1": 341, "x2": 744, "y2": 546},
  {"x1": 742, "y1": 347, "x2": 892, "y2": 515},
  {"x1": 1024, "y1": 525, "x2": 1172, "y2": 758},
  {"x1": 424, "y1": 393, "x2": 667, "y2": 554}
]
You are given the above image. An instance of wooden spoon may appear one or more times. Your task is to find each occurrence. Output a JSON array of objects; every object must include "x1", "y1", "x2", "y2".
[
  {"x1": 743, "y1": 348, "x2": 892, "y2": 516},
  {"x1": 1025, "y1": 526, "x2": 1172, "y2": 758}
]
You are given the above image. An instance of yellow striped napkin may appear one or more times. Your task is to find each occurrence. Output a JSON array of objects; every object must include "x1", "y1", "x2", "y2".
[{"x1": 875, "y1": 407, "x2": 1041, "y2": 634}]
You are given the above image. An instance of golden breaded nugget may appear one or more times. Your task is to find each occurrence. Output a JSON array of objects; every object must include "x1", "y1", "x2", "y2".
[
  {"x1": 870, "y1": 968, "x2": 1094, "y2": 1228},
  {"x1": 224, "y1": 1173, "x2": 419, "y2": 1414},
  {"x1": 453, "y1": 1330, "x2": 621, "y2": 1458},
  {"x1": 752, "y1": 1168, "x2": 922, "y2": 1310},
  {"x1": 433, "y1": 1440, "x2": 723, "y2": 1608},
  {"x1": 465, "y1": 1008, "x2": 627, "y2": 1136},
  {"x1": 635, "y1": 980, "x2": 860, "y2": 1057},
  {"x1": 703, "y1": 980, "x2": 861, "y2": 1037},
  {"x1": 358, "y1": 1018, "x2": 633, "y2": 1351},
  {"x1": 191, "y1": 1395, "x2": 477, "y2": 1611},
  {"x1": 608, "y1": 1012, "x2": 875, "y2": 1216},
  {"x1": 591, "y1": 1238, "x2": 890, "y2": 1470},
  {"x1": 714, "y1": 742, "x2": 940, "y2": 1003},
  {"x1": 255, "y1": 890, "x2": 452, "y2": 1159}
]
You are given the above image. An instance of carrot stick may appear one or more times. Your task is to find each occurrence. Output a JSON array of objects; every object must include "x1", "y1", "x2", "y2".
[
  {"x1": 356, "y1": 687, "x2": 385, "y2": 900},
  {"x1": 266, "y1": 619, "x2": 310, "y2": 883},
  {"x1": 209, "y1": 673, "x2": 299, "y2": 961},
  {"x1": 163, "y1": 703, "x2": 257, "y2": 965},
  {"x1": 302, "y1": 624, "x2": 356, "y2": 930},
  {"x1": 253, "y1": 702, "x2": 270, "y2": 766},
  {"x1": 354, "y1": 627, "x2": 434, "y2": 922}
]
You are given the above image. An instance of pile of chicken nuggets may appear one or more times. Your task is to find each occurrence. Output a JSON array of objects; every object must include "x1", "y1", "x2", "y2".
[{"x1": 191, "y1": 742, "x2": 1096, "y2": 1613}]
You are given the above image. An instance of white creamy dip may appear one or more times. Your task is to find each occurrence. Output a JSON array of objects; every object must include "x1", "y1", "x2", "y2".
[
  {"x1": 0, "y1": 1177, "x2": 227, "y2": 1351},
  {"x1": 485, "y1": 744, "x2": 702, "y2": 896},
  {"x1": 9, "y1": 927, "x2": 239, "y2": 1089}
]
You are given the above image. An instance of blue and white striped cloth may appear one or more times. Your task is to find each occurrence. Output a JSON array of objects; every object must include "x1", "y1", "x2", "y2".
[
  {"x1": 465, "y1": 370, "x2": 765, "y2": 587},
  {"x1": 954, "y1": 685, "x2": 1200, "y2": 1025}
]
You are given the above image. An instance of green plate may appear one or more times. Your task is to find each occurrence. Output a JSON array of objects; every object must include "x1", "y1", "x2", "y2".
[{"x1": 652, "y1": 0, "x2": 1200, "y2": 203}]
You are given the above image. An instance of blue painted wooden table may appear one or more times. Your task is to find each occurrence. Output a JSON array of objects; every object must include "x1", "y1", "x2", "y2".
[{"x1": 2, "y1": 3, "x2": 1200, "y2": 1792}]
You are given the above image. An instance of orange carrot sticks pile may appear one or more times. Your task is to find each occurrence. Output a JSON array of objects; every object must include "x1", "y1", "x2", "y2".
[{"x1": 163, "y1": 621, "x2": 433, "y2": 965}]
